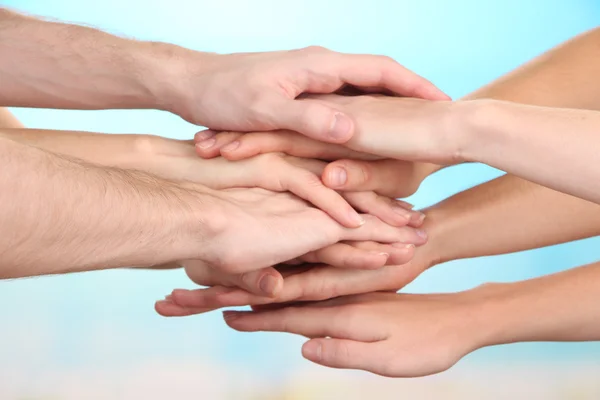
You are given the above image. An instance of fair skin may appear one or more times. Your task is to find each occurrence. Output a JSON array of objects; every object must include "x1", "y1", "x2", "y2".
[
  {"x1": 222, "y1": 261, "x2": 600, "y2": 377},
  {"x1": 0, "y1": 7, "x2": 444, "y2": 230},
  {"x1": 199, "y1": 27, "x2": 600, "y2": 205},
  {"x1": 164, "y1": 26, "x2": 600, "y2": 315},
  {"x1": 200, "y1": 94, "x2": 600, "y2": 204},
  {"x1": 0, "y1": 8, "x2": 445, "y2": 139},
  {"x1": 0, "y1": 7, "x2": 444, "y2": 284},
  {"x1": 0, "y1": 126, "x2": 425, "y2": 298}
]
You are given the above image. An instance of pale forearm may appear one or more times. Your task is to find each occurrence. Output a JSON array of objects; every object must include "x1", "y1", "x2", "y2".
[
  {"x1": 460, "y1": 100, "x2": 600, "y2": 204},
  {"x1": 473, "y1": 261, "x2": 600, "y2": 346},
  {"x1": 0, "y1": 136, "x2": 211, "y2": 278},
  {"x1": 0, "y1": 8, "x2": 196, "y2": 111}
]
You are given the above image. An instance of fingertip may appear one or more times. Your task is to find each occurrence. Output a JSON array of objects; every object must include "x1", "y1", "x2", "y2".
[
  {"x1": 323, "y1": 164, "x2": 348, "y2": 189},
  {"x1": 328, "y1": 112, "x2": 354, "y2": 143},
  {"x1": 194, "y1": 129, "x2": 216, "y2": 142},
  {"x1": 302, "y1": 339, "x2": 323, "y2": 362},
  {"x1": 258, "y1": 273, "x2": 284, "y2": 297}
]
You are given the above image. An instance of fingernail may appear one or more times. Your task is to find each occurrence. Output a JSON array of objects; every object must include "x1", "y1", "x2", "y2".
[
  {"x1": 392, "y1": 206, "x2": 411, "y2": 222},
  {"x1": 405, "y1": 244, "x2": 415, "y2": 250},
  {"x1": 371, "y1": 251, "x2": 389, "y2": 258},
  {"x1": 196, "y1": 138, "x2": 216, "y2": 149},
  {"x1": 303, "y1": 341, "x2": 322, "y2": 361},
  {"x1": 328, "y1": 166, "x2": 347, "y2": 187},
  {"x1": 350, "y1": 211, "x2": 365, "y2": 227},
  {"x1": 164, "y1": 294, "x2": 174, "y2": 302},
  {"x1": 259, "y1": 274, "x2": 280, "y2": 296},
  {"x1": 329, "y1": 113, "x2": 353, "y2": 141},
  {"x1": 414, "y1": 212, "x2": 426, "y2": 225},
  {"x1": 195, "y1": 130, "x2": 216, "y2": 141},
  {"x1": 416, "y1": 229, "x2": 428, "y2": 240},
  {"x1": 221, "y1": 140, "x2": 240, "y2": 153},
  {"x1": 222, "y1": 311, "x2": 241, "y2": 322}
]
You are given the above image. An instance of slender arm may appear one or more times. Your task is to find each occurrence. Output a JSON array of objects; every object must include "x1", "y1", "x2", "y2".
[
  {"x1": 423, "y1": 175, "x2": 600, "y2": 265},
  {"x1": 0, "y1": 135, "x2": 215, "y2": 278},
  {"x1": 418, "y1": 26, "x2": 600, "y2": 265},
  {"x1": 455, "y1": 100, "x2": 600, "y2": 204},
  {"x1": 475, "y1": 261, "x2": 600, "y2": 345}
]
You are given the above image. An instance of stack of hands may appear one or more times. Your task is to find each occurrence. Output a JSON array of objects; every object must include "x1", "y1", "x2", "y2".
[{"x1": 2, "y1": 8, "x2": 600, "y2": 379}]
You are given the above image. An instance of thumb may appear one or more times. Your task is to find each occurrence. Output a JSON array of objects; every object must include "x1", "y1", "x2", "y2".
[
  {"x1": 302, "y1": 338, "x2": 380, "y2": 373},
  {"x1": 323, "y1": 159, "x2": 424, "y2": 198},
  {"x1": 236, "y1": 267, "x2": 284, "y2": 297},
  {"x1": 272, "y1": 99, "x2": 355, "y2": 144}
]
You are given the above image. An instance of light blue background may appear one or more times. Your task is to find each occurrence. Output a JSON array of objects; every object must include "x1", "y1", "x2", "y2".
[{"x1": 1, "y1": 0, "x2": 599, "y2": 398}]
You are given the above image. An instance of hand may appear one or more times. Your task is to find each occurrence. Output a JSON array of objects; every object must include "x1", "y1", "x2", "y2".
[
  {"x1": 195, "y1": 94, "x2": 465, "y2": 164},
  {"x1": 220, "y1": 290, "x2": 486, "y2": 378},
  {"x1": 154, "y1": 228, "x2": 436, "y2": 317},
  {"x1": 164, "y1": 47, "x2": 449, "y2": 143},
  {"x1": 194, "y1": 129, "x2": 442, "y2": 198},
  {"x1": 196, "y1": 186, "x2": 427, "y2": 273},
  {"x1": 138, "y1": 136, "x2": 426, "y2": 227}
]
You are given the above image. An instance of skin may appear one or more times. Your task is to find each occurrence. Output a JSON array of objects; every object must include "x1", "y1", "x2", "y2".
[
  {"x1": 0, "y1": 126, "x2": 425, "y2": 298},
  {"x1": 0, "y1": 7, "x2": 443, "y2": 286},
  {"x1": 223, "y1": 261, "x2": 600, "y2": 377},
  {"x1": 0, "y1": 8, "x2": 446, "y2": 142},
  {"x1": 165, "y1": 25, "x2": 600, "y2": 315}
]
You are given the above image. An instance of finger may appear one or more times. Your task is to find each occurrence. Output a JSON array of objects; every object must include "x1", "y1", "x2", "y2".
[
  {"x1": 265, "y1": 97, "x2": 355, "y2": 143},
  {"x1": 277, "y1": 161, "x2": 364, "y2": 228},
  {"x1": 343, "y1": 192, "x2": 426, "y2": 228},
  {"x1": 154, "y1": 299, "x2": 214, "y2": 317},
  {"x1": 222, "y1": 306, "x2": 380, "y2": 341},
  {"x1": 195, "y1": 131, "x2": 242, "y2": 159},
  {"x1": 219, "y1": 130, "x2": 378, "y2": 162},
  {"x1": 346, "y1": 241, "x2": 415, "y2": 266},
  {"x1": 342, "y1": 192, "x2": 425, "y2": 228},
  {"x1": 301, "y1": 242, "x2": 389, "y2": 270},
  {"x1": 323, "y1": 159, "x2": 421, "y2": 199},
  {"x1": 170, "y1": 286, "x2": 265, "y2": 310},
  {"x1": 336, "y1": 54, "x2": 450, "y2": 101},
  {"x1": 341, "y1": 215, "x2": 428, "y2": 245},
  {"x1": 302, "y1": 338, "x2": 385, "y2": 374}
]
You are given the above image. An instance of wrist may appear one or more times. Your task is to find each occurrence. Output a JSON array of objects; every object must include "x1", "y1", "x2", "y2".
[
  {"x1": 456, "y1": 99, "x2": 509, "y2": 164},
  {"x1": 162, "y1": 182, "x2": 227, "y2": 262},
  {"x1": 453, "y1": 281, "x2": 518, "y2": 352},
  {"x1": 137, "y1": 41, "x2": 220, "y2": 118},
  {"x1": 416, "y1": 205, "x2": 453, "y2": 269}
]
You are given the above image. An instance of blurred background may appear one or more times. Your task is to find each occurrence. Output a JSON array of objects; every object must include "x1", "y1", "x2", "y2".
[{"x1": 1, "y1": 0, "x2": 600, "y2": 398}]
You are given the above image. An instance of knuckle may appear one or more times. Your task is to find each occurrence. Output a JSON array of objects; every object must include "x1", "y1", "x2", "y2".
[{"x1": 303, "y1": 45, "x2": 329, "y2": 53}]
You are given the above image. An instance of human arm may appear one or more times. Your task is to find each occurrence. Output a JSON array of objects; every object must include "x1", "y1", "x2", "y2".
[
  {"x1": 0, "y1": 107, "x2": 23, "y2": 128},
  {"x1": 198, "y1": 26, "x2": 600, "y2": 200},
  {"x1": 0, "y1": 7, "x2": 445, "y2": 141},
  {"x1": 157, "y1": 167, "x2": 600, "y2": 315},
  {"x1": 222, "y1": 260, "x2": 600, "y2": 377},
  {"x1": 0, "y1": 135, "x2": 213, "y2": 278}
]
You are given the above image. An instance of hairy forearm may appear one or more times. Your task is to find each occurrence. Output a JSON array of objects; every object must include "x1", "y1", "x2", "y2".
[
  {"x1": 472, "y1": 261, "x2": 600, "y2": 347},
  {"x1": 0, "y1": 8, "x2": 196, "y2": 111},
  {"x1": 0, "y1": 136, "x2": 211, "y2": 278}
]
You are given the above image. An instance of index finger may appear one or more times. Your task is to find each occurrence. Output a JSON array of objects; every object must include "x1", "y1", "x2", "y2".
[
  {"x1": 217, "y1": 130, "x2": 380, "y2": 162},
  {"x1": 222, "y1": 304, "x2": 381, "y2": 342}
]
